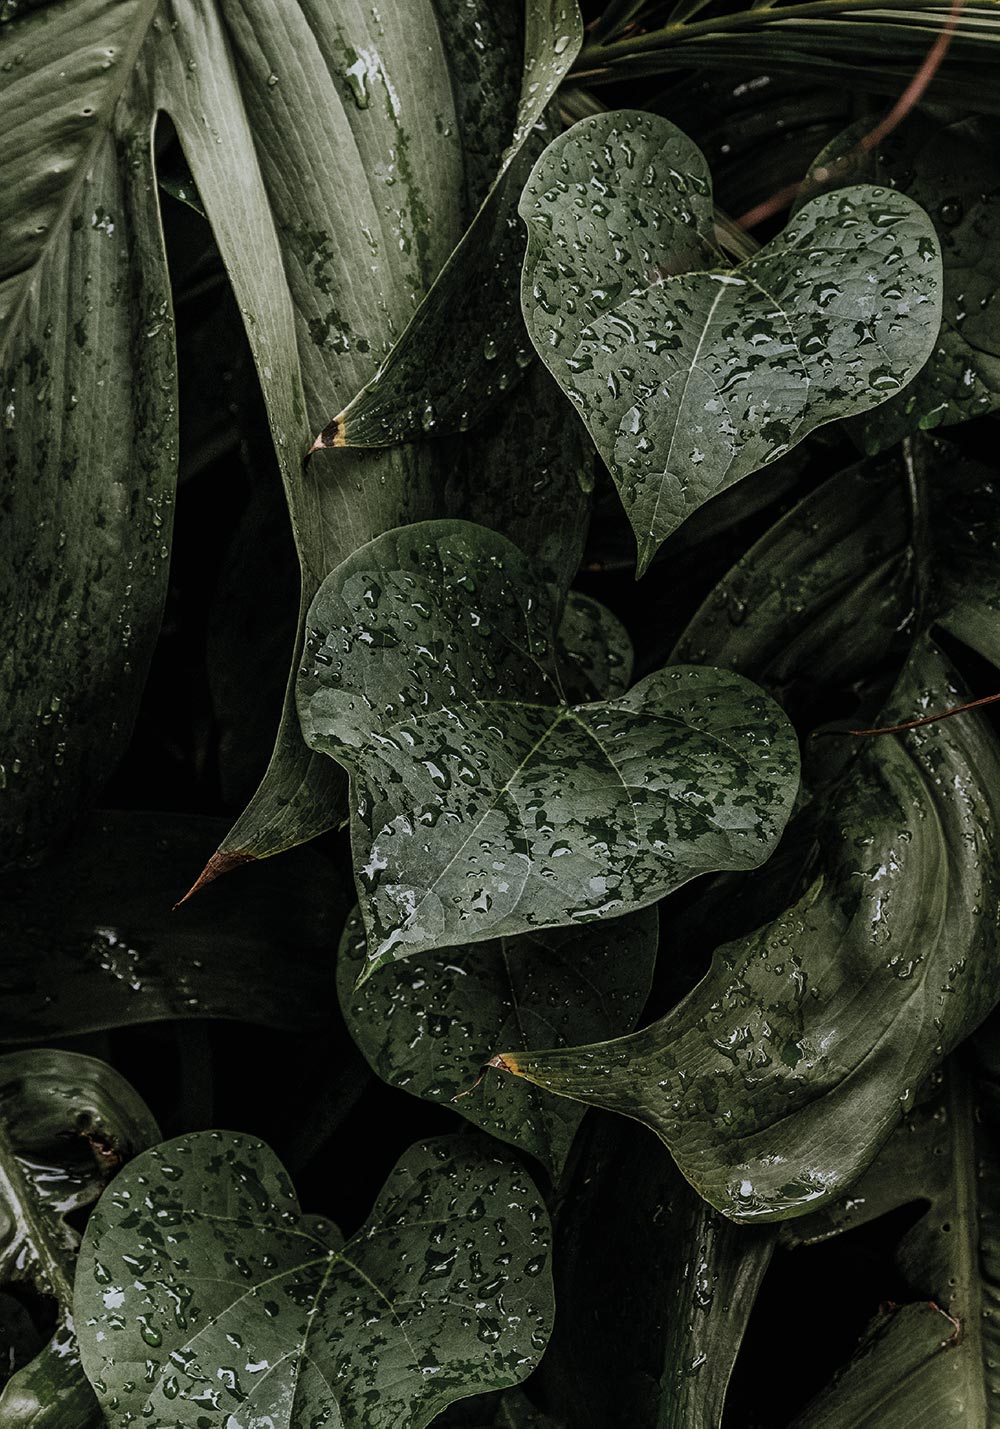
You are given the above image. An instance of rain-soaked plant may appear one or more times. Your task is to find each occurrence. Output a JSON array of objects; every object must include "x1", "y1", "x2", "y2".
[{"x1": 2, "y1": 0, "x2": 1000, "y2": 1423}]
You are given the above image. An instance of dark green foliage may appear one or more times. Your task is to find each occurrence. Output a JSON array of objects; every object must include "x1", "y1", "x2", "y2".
[{"x1": 3, "y1": 0, "x2": 1000, "y2": 1424}]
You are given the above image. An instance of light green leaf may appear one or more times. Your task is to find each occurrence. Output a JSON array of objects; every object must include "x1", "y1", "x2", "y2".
[
  {"x1": 799, "y1": 113, "x2": 1000, "y2": 449},
  {"x1": 0, "y1": 1050, "x2": 158, "y2": 1426},
  {"x1": 540, "y1": 1114, "x2": 774, "y2": 1428},
  {"x1": 0, "y1": 812, "x2": 347, "y2": 1045},
  {"x1": 520, "y1": 110, "x2": 942, "y2": 572},
  {"x1": 296, "y1": 520, "x2": 799, "y2": 970},
  {"x1": 75, "y1": 1133, "x2": 554, "y2": 1429},
  {"x1": 0, "y1": 0, "x2": 174, "y2": 866},
  {"x1": 320, "y1": 1, "x2": 585, "y2": 449},
  {"x1": 338, "y1": 904, "x2": 657, "y2": 1177},
  {"x1": 494, "y1": 639, "x2": 1000, "y2": 1222}
]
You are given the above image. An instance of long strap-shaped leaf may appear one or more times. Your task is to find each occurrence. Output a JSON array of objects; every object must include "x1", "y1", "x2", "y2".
[{"x1": 573, "y1": 0, "x2": 1000, "y2": 115}]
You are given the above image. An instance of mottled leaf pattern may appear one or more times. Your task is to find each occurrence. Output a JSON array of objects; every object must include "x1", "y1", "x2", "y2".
[
  {"x1": 520, "y1": 110, "x2": 942, "y2": 571},
  {"x1": 495, "y1": 641, "x2": 1000, "y2": 1222},
  {"x1": 296, "y1": 521, "x2": 799, "y2": 970},
  {"x1": 338, "y1": 904, "x2": 657, "y2": 1177},
  {"x1": 75, "y1": 1133, "x2": 553, "y2": 1429}
]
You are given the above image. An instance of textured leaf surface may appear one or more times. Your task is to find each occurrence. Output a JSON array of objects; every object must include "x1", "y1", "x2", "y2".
[
  {"x1": 325, "y1": 0, "x2": 584, "y2": 448},
  {"x1": 0, "y1": 0, "x2": 174, "y2": 866},
  {"x1": 541, "y1": 1114, "x2": 774, "y2": 1428},
  {"x1": 495, "y1": 640, "x2": 1000, "y2": 1221},
  {"x1": 76, "y1": 1133, "x2": 553, "y2": 1429},
  {"x1": 0, "y1": 812, "x2": 345, "y2": 1044},
  {"x1": 788, "y1": 1304, "x2": 960, "y2": 1429},
  {"x1": 672, "y1": 450, "x2": 914, "y2": 718},
  {"x1": 520, "y1": 109, "x2": 942, "y2": 571},
  {"x1": 0, "y1": 1051, "x2": 158, "y2": 1425},
  {"x1": 338, "y1": 904, "x2": 657, "y2": 1177},
  {"x1": 801, "y1": 114, "x2": 1000, "y2": 449},
  {"x1": 296, "y1": 521, "x2": 799, "y2": 969}
]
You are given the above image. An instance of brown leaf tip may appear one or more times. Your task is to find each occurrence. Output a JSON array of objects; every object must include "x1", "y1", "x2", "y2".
[
  {"x1": 308, "y1": 416, "x2": 347, "y2": 455},
  {"x1": 173, "y1": 849, "x2": 256, "y2": 909},
  {"x1": 451, "y1": 1054, "x2": 520, "y2": 1103}
]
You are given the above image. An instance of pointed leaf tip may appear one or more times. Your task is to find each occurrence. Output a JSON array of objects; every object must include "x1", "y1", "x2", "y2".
[
  {"x1": 173, "y1": 849, "x2": 255, "y2": 909},
  {"x1": 308, "y1": 416, "x2": 346, "y2": 454}
]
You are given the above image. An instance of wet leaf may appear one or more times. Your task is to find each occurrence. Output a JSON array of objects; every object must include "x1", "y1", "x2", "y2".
[
  {"x1": 296, "y1": 520, "x2": 799, "y2": 970},
  {"x1": 338, "y1": 904, "x2": 657, "y2": 1178},
  {"x1": 541, "y1": 1114, "x2": 774, "y2": 1428},
  {"x1": 784, "y1": 1027, "x2": 1000, "y2": 1423},
  {"x1": 0, "y1": 0, "x2": 176, "y2": 866},
  {"x1": 75, "y1": 1132, "x2": 554, "y2": 1429},
  {"x1": 799, "y1": 114, "x2": 1000, "y2": 449},
  {"x1": 494, "y1": 639, "x2": 1000, "y2": 1222},
  {"x1": 555, "y1": 591, "x2": 634, "y2": 701},
  {"x1": 0, "y1": 1050, "x2": 158, "y2": 1425},
  {"x1": 324, "y1": 1, "x2": 585, "y2": 449},
  {"x1": 0, "y1": 812, "x2": 346, "y2": 1045},
  {"x1": 672, "y1": 449, "x2": 915, "y2": 719},
  {"x1": 520, "y1": 109, "x2": 942, "y2": 572}
]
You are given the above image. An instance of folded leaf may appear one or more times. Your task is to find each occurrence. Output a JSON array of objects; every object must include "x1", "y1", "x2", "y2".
[
  {"x1": 338, "y1": 904, "x2": 657, "y2": 1177},
  {"x1": 520, "y1": 110, "x2": 942, "y2": 572},
  {"x1": 494, "y1": 639, "x2": 1000, "y2": 1221},
  {"x1": 541, "y1": 1114, "x2": 774, "y2": 1428},
  {"x1": 75, "y1": 1132, "x2": 554, "y2": 1429},
  {"x1": 297, "y1": 520, "x2": 799, "y2": 969},
  {"x1": 0, "y1": 1051, "x2": 158, "y2": 1425}
]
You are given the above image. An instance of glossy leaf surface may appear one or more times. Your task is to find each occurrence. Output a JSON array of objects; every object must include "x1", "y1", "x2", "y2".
[
  {"x1": 75, "y1": 1133, "x2": 553, "y2": 1428},
  {"x1": 0, "y1": 1051, "x2": 158, "y2": 1425},
  {"x1": 338, "y1": 905, "x2": 657, "y2": 1177},
  {"x1": 496, "y1": 640, "x2": 1000, "y2": 1221},
  {"x1": 520, "y1": 110, "x2": 941, "y2": 571},
  {"x1": 801, "y1": 114, "x2": 1000, "y2": 449},
  {"x1": 324, "y1": 1, "x2": 584, "y2": 448},
  {"x1": 296, "y1": 521, "x2": 799, "y2": 969}
]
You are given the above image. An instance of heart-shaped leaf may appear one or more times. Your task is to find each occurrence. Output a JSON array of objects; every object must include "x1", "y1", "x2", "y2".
[
  {"x1": 798, "y1": 113, "x2": 1000, "y2": 450},
  {"x1": 0, "y1": 1050, "x2": 158, "y2": 1424},
  {"x1": 519, "y1": 109, "x2": 942, "y2": 572},
  {"x1": 492, "y1": 639, "x2": 1000, "y2": 1222},
  {"x1": 75, "y1": 1132, "x2": 553, "y2": 1429},
  {"x1": 338, "y1": 904, "x2": 657, "y2": 1178},
  {"x1": 295, "y1": 520, "x2": 799, "y2": 970}
]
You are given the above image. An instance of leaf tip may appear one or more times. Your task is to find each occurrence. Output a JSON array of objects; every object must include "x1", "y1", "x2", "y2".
[
  {"x1": 308, "y1": 415, "x2": 347, "y2": 455},
  {"x1": 453, "y1": 1054, "x2": 521, "y2": 1103},
  {"x1": 173, "y1": 849, "x2": 256, "y2": 909}
]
